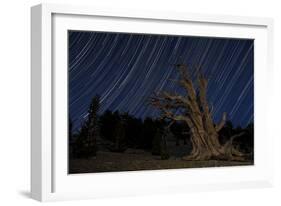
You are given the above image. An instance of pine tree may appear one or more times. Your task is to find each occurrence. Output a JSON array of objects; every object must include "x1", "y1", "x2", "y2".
[
  {"x1": 75, "y1": 95, "x2": 100, "y2": 158},
  {"x1": 86, "y1": 95, "x2": 100, "y2": 157}
]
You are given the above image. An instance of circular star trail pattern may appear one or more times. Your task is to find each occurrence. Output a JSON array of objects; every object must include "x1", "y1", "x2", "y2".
[{"x1": 69, "y1": 31, "x2": 253, "y2": 132}]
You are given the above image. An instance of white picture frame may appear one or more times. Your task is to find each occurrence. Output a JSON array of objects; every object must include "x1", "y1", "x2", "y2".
[{"x1": 31, "y1": 3, "x2": 274, "y2": 202}]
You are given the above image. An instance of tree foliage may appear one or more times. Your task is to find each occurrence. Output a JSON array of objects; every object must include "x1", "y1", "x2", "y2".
[
  {"x1": 72, "y1": 95, "x2": 100, "y2": 158},
  {"x1": 69, "y1": 77, "x2": 253, "y2": 162}
]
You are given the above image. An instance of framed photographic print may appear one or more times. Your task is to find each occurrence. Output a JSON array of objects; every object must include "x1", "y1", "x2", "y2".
[{"x1": 31, "y1": 3, "x2": 274, "y2": 201}]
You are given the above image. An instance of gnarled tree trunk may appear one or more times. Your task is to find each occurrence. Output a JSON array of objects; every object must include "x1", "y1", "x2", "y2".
[{"x1": 151, "y1": 64, "x2": 245, "y2": 161}]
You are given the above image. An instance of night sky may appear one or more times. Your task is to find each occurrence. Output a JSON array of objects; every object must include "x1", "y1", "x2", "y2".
[{"x1": 68, "y1": 31, "x2": 254, "y2": 132}]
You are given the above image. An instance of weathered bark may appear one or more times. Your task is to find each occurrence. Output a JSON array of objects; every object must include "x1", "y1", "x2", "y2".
[{"x1": 151, "y1": 64, "x2": 245, "y2": 161}]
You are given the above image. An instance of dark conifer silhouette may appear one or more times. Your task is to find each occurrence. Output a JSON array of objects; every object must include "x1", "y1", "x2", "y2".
[
  {"x1": 110, "y1": 120, "x2": 127, "y2": 152},
  {"x1": 73, "y1": 95, "x2": 100, "y2": 158}
]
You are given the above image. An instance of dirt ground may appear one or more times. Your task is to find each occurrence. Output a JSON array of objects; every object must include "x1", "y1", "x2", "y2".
[{"x1": 69, "y1": 150, "x2": 253, "y2": 174}]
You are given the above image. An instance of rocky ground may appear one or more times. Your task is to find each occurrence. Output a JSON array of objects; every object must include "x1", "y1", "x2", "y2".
[{"x1": 69, "y1": 149, "x2": 253, "y2": 174}]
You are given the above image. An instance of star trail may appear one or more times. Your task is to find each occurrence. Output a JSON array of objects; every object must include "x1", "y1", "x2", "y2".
[{"x1": 68, "y1": 31, "x2": 254, "y2": 132}]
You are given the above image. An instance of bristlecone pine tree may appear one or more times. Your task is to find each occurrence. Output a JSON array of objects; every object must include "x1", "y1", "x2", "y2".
[{"x1": 151, "y1": 64, "x2": 245, "y2": 161}]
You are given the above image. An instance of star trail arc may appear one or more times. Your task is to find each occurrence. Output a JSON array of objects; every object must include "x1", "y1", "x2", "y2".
[{"x1": 68, "y1": 31, "x2": 254, "y2": 132}]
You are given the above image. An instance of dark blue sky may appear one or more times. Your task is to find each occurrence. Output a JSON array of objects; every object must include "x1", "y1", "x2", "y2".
[{"x1": 68, "y1": 31, "x2": 254, "y2": 132}]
